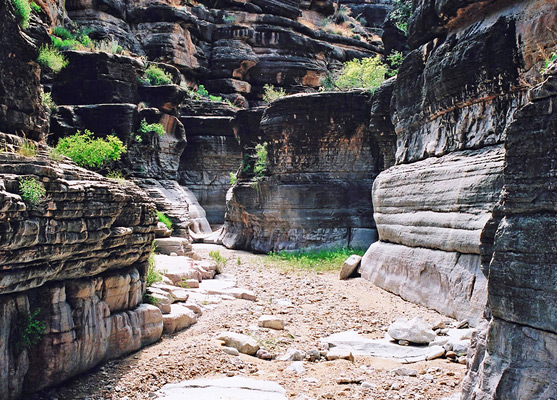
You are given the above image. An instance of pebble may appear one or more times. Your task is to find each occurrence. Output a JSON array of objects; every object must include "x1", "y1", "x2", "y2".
[
  {"x1": 256, "y1": 349, "x2": 273, "y2": 360},
  {"x1": 392, "y1": 367, "x2": 418, "y2": 377},
  {"x1": 286, "y1": 361, "x2": 306, "y2": 374},
  {"x1": 222, "y1": 346, "x2": 240, "y2": 356},
  {"x1": 278, "y1": 348, "x2": 306, "y2": 361}
]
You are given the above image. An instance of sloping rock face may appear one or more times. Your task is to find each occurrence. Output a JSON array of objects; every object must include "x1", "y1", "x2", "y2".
[
  {"x1": 220, "y1": 91, "x2": 379, "y2": 252},
  {"x1": 461, "y1": 64, "x2": 557, "y2": 399},
  {"x1": 360, "y1": 0, "x2": 555, "y2": 327}
]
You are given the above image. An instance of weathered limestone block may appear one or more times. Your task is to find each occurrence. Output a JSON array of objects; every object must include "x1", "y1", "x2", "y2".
[
  {"x1": 221, "y1": 91, "x2": 379, "y2": 252},
  {"x1": 0, "y1": 269, "x2": 163, "y2": 399},
  {"x1": 361, "y1": 243, "x2": 487, "y2": 325},
  {"x1": 372, "y1": 146, "x2": 504, "y2": 254}
]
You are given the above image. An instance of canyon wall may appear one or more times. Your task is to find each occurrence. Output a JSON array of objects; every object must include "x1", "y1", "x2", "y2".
[
  {"x1": 0, "y1": 2, "x2": 162, "y2": 397},
  {"x1": 359, "y1": 0, "x2": 556, "y2": 397},
  {"x1": 220, "y1": 91, "x2": 380, "y2": 252},
  {"x1": 360, "y1": 0, "x2": 555, "y2": 326}
]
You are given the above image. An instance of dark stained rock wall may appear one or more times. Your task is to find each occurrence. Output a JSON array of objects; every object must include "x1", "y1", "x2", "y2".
[
  {"x1": 360, "y1": 0, "x2": 556, "y2": 326},
  {"x1": 220, "y1": 91, "x2": 379, "y2": 252},
  {"x1": 461, "y1": 62, "x2": 557, "y2": 400}
]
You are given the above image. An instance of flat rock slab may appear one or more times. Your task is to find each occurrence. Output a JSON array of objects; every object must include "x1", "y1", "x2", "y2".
[
  {"x1": 321, "y1": 331, "x2": 445, "y2": 363},
  {"x1": 155, "y1": 377, "x2": 287, "y2": 400},
  {"x1": 339, "y1": 255, "x2": 362, "y2": 280}
]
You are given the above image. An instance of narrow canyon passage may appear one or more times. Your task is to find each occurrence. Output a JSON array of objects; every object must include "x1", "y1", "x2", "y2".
[{"x1": 32, "y1": 244, "x2": 465, "y2": 400}]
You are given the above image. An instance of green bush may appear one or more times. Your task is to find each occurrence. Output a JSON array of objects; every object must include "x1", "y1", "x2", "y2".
[
  {"x1": 55, "y1": 130, "x2": 126, "y2": 169},
  {"x1": 386, "y1": 50, "x2": 404, "y2": 77},
  {"x1": 146, "y1": 251, "x2": 163, "y2": 287},
  {"x1": 19, "y1": 176, "x2": 46, "y2": 206},
  {"x1": 253, "y1": 143, "x2": 268, "y2": 178},
  {"x1": 145, "y1": 65, "x2": 173, "y2": 85},
  {"x1": 30, "y1": 1, "x2": 41, "y2": 12},
  {"x1": 52, "y1": 26, "x2": 72, "y2": 40},
  {"x1": 229, "y1": 172, "x2": 238, "y2": 185},
  {"x1": 157, "y1": 211, "x2": 173, "y2": 230},
  {"x1": 50, "y1": 26, "x2": 93, "y2": 50},
  {"x1": 333, "y1": 56, "x2": 387, "y2": 91},
  {"x1": 542, "y1": 52, "x2": 557, "y2": 75},
  {"x1": 41, "y1": 91, "x2": 56, "y2": 110},
  {"x1": 12, "y1": 0, "x2": 31, "y2": 28},
  {"x1": 196, "y1": 84, "x2": 209, "y2": 97},
  {"x1": 262, "y1": 84, "x2": 287, "y2": 103},
  {"x1": 138, "y1": 119, "x2": 166, "y2": 136},
  {"x1": 37, "y1": 45, "x2": 68, "y2": 73},
  {"x1": 389, "y1": 0, "x2": 412, "y2": 33},
  {"x1": 15, "y1": 308, "x2": 46, "y2": 351}
]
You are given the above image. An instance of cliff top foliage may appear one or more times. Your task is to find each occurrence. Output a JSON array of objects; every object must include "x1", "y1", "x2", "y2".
[
  {"x1": 37, "y1": 45, "x2": 68, "y2": 73},
  {"x1": 389, "y1": 0, "x2": 413, "y2": 34},
  {"x1": 144, "y1": 65, "x2": 173, "y2": 85},
  {"x1": 12, "y1": 0, "x2": 31, "y2": 28},
  {"x1": 321, "y1": 56, "x2": 388, "y2": 92},
  {"x1": 263, "y1": 84, "x2": 287, "y2": 103},
  {"x1": 55, "y1": 130, "x2": 126, "y2": 169}
]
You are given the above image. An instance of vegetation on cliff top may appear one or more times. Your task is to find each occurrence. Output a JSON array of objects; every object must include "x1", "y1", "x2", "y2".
[
  {"x1": 144, "y1": 65, "x2": 173, "y2": 85},
  {"x1": 12, "y1": 0, "x2": 31, "y2": 28},
  {"x1": 55, "y1": 130, "x2": 126, "y2": 169}
]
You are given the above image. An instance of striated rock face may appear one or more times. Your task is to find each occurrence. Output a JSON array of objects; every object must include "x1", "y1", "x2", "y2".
[
  {"x1": 221, "y1": 91, "x2": 379, "y2": 252},
  {"x1": 0, "y1": 137, "x2": 160, "y2": 398},
  {"x1": 462, "y1": 63, "x2": 557, "y2": 400},
  {"x1": 360, "y1": 0, "x2": 556, "y2": 326}
]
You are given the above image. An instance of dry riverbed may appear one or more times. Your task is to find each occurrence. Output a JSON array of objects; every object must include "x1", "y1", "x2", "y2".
[{"x1": 33, "y1": 244, "x2": 465, "y2": 400}]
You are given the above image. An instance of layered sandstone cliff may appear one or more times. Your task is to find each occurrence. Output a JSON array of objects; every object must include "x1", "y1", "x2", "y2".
[
  {"x1": 0, "y1": 2, "x2": 162, "y2": 397},
  {"x1": 220, "y1": 90, "x2": 379, "y2": 252}
]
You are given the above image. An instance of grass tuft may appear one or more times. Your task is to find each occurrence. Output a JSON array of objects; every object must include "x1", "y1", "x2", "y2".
[
  {"x1": 156, "y1": 211, "x2": 173, "y2": 231},
  {"x1": 267, "y1": 248, "x2": 365, "y2": 272}
]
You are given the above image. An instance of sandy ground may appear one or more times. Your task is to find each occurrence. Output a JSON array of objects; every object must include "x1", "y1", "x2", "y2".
[{"x1": 32, "y1": 244, "x2": 466, "y2": 400}]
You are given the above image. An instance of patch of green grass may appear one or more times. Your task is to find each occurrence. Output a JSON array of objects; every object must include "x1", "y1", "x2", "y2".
[
  {"x1": 145, "y1": 65, "x2": 173, "y2": 85},
  {"x1": 30, "y1": 1, "x2": 41, "y2": 13},
  {"x1": 157, "y1": 211, "x2": 173, "y2": 230},
  {"x1": 138, "y1": 119, "x2": 166, "y2": 136},
  {"x1": 106, "y1": 170, "x2": 126, "y2": 182},
  {"x1": 19, "y1": 176, "x2": 46, "y2": 206},
  {"x1": 143, "y1": 293, "x2": 160, "y2": 306},
  {"x1": 267, "y1": 248, "x2": 365, "y2": 272},
  {"x1": 55, "y1": 130, "x2": 126, "y2": 169},
  {"x1": 37, "y1": 45, "x2": 68, "y2": 73},
  {"x1": 209, "y1": 250, "x2": 226, "y2": 273},
  {"x1": 18, "y1": 140, "x2": 36, "y2": 157},
  {"x1": 12, "y1": 0, "x2": 31, "y2": 28},
  {"x1": 229, "y1": 172, "x2": 238, "y2": 185}
]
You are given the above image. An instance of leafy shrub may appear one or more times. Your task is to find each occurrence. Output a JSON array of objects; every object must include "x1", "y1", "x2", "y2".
[
  {"x1": 253, "y1": 143, "x2": 268, "y2": 178},
  {"x1": 386, "y1": 50, "x2": 404, "y2": 77},
  {"x1": 15, "y1": 308, "x2": 46, "y2": 351},
  {"x1": 50, "y1": 26, "x2": 93, "y2": 51},
  {"x1": 18, "y1": 140, "x2": 36, "y2": 157},
  {"x1": 146, "y1": 251, "x2": 163, "y2": 287},
  {"x1": 12, "y1": 0, "x2": 31, "y2": 28},
  {"x1": 19, "y1": 176, "x2": 46, "y2": 206},
  {"x1": 157, "y1": 211, "x2": 173, "y2": 230},
  {"x1": 41, "y1": 92, "x2": 56, "y2": 110},
  {"x1": 209, "y1": 250, "x2": 226, "y2": 274},
  {"x1": 55, "y1": 130, "x2": 126, "y2": 169},
  {"x1": 30, "y1": 1, "x2": 41, "y2": 12},
  {"x1": 332, "y1": 56, "x2": 387, "y2": 91},
  {"x1": 145, "y1": 65, "x2": 173, "y2": 85},
  {"x1": 37, "y1": 45, "x2": 68, "y2": 73},
  {"x1": 138, "y1": 119, "x2": 166, "y2": 136},
  {"x1": 262, "y1": 84, "x2": 286, "y2": 103},
  {"x1": 229, "y1": 172, "x2": 238, "y2": 185},
  {"x1": 389, "y1": 0, "x2": 412, "y2": 33},
  {"x1": 196, "y1": 85, "x2": 209, "y2": 97}
]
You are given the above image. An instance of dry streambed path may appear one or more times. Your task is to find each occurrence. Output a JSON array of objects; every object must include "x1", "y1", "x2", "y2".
[{"x1": 34, "y1": 244, "x2": 465, "y2": 400}]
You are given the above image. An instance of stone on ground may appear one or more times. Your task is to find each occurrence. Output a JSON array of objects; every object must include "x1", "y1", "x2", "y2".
[
  {"x1": 217, "y1": 332, "x2": 260, "y2": 355},
  {"x1": 163, "y1": 304, "x2": 198, "y2": 334},
  {"x1": 154, "y1": 237, "x2": 192, "y2": 256},
  {"x1": 155, "y1": 222, "x2": 172, "y2": 238},
  {"x1": 387, "y1": 317, "x2": 437, "y2": 344},
  {"x1": 278, "y1": 348, "x2": 306, "y2": 361},
  {"x1": 155, "y1": 377, "x2": 287, "y2": 400},
  {"x1": 339, "y1": 255, "x2": 362, "y2": 280},
  {"x1": 258, "y1": 315, "x2": 286, "y2": 330}
]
